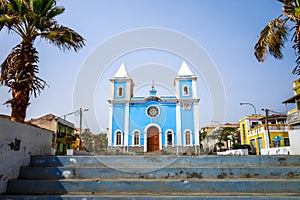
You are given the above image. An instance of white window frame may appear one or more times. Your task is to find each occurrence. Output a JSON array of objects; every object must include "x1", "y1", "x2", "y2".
[
  {"x1": 117, "y1": 85, "x2": 124, "y2": 97},
  {"x1": 165, "y1": 129, "x2": 174, "y2": 147},
  {"x1": 132, "y1": 129, "x2": 140, "y2": 146},
  {"x1": 184, "y1": 129, "x2": 192, "y2": 146},
  {"x1": 114, "y1": 130, "x2": 123, "y2": 146},
  {"x1": 182, "y1": 84, "x2": 190, "y2": 96}
]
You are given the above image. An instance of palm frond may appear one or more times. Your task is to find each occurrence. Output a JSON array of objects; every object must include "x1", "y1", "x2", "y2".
[
  {"x1": 7, "y1": 0, "x2": 29, "y2": 14},
  {"x1": 41, "y1": 25, "x2": 85, "y2": 52},
  {"x1": 254, "y1": 18, "x2": 288, "y2": 62},
  {"x1": 45, "y1": 6, "x2": 64, "y2": 20},
  {"x1": 0, "y1": 0, "x2": 85, "y2": 122},
  {"x1": 292, "y1": 24, "x2": 300, "y2": 74},
  {"x1": 31, "y1": 0, "x2": 54, "y2": 16},
  {"x1": 278, "y1": 0, "x2": 297, "y2": 6}
]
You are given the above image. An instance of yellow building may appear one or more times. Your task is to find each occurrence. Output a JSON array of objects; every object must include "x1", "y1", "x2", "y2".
[
  {"x1": 283, "y1": 78, "x2": 300, "y2": 126},
  {"x1": 240, "y1": 115, "x2": 291, "y2": 155},
  {"x1": 282, "y1": 78, "x2": 300, "y2": 155}
]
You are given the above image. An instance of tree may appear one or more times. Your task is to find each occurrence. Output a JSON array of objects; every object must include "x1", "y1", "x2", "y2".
[
  {"x1": 80, "y1": 129, "x2": 108, "y2": 155},
  {"x1": 0, "y1": 0, "x2": 85, "y2": 122},
  {"x1": 199, "y1": 130, "x2": 207, "y2": 150},
  {"x1": 254, "y1": 0, "x2": 300, "y2": 75},
  {"x1": 216, "y1": 127, "x2": 238, "y2": 150}
]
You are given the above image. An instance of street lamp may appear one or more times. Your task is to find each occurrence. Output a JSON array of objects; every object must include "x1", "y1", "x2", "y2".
[{"x1": 240, "y1": 102, "x2": 260, "y2": 155}]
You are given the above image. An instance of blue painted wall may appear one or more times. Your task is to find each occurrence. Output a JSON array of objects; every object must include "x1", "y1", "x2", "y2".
[
  {"x1": 112, "y1": 104, "x2": 125, "y2": 145},
  {"x1": 180, "y1": 103, "x2": 195, "y2": 145},
  {"x1": 128, "y1": 100, "x2": 176, "y2": 146}
]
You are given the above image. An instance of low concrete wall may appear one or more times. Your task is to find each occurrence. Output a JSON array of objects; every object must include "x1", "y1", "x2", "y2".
[
  {"x1": 107, "y1": 146, "x2": 200, "y2": 155},
  {"x1": 0, "y1": 118, "x2": 52, "y2": 194},
  {"x1": 261, "y1": 147, "x2": 291, "y2": 155},
  {"x1": 289, "y1": 130, "x2": 300, "y2": 155},
  {"x1": 217, "y1": 149, "x2": 248, "y2": 156}
]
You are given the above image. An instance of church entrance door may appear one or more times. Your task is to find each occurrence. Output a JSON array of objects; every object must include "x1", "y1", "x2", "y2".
[{"x1": 147, "y1": 126, "x2": 159, "y2": 152}]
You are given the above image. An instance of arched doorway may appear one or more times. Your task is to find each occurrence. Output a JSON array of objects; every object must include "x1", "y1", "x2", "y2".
[{"x1": 147, "y1": 126, "x2": 160, "y2": 152}]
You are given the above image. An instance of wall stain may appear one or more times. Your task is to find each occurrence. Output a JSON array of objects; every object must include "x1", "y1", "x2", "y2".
[
  {"x1": 186, "y1": 172, "x2": 203, "y2": 179},
  {"x1": 217, "y1": 172, "x2": 227, "y2": 179}
]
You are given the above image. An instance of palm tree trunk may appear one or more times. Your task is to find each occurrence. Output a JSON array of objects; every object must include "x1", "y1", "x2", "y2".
[
  {"x1": 10, "y1": 86, "x2": 30, "y2": 122},
  {"x1": 6, "y1": 41, "x2": 38, "y2": 123}
]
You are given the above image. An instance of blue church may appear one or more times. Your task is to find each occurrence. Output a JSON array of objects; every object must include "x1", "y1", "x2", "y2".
[{"x1": 107, "y1": 61, "x2": 200, "y2": 154}]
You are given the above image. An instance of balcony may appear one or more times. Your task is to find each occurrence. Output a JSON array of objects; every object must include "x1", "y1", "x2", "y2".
[
  {"x1": 287, "y1": 110, "x2": 300, "y2": 126},
  {"x1": 248, "y1": 124, "x2": 291, "y2": 135}
]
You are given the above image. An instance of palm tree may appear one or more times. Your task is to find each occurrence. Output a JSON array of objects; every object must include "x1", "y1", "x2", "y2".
[
  {"x1": 0, "y1": 0, "x2": 85, "y2": 122},
  {"x1": 254, "y1": 0, "x2": 300, "y2": 74}
]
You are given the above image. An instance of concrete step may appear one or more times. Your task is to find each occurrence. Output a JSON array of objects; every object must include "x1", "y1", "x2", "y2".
[
  {"x1": 19, "y1": 166, "x2": 300, "y2": 179},
  {"x1": 2, "y1": 194, "x2": 300, "y2": 200},
  {"x1": 29, "y1": 155, "x2": 300, "y2": 167},
  {"x1": 6, "y1": 179, "x2": 300, "y2": 195},
  {"x1": 3, "y1": 155, "x2": 300, "y2": 199}
]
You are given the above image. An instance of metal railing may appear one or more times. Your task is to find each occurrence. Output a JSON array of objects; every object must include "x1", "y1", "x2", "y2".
[
  {"x1": 287, "y1": 110, "x2": 300, "y2": 126},
  {"x1": 248, "y1": 124, "x2": 291, "y2": 135}
]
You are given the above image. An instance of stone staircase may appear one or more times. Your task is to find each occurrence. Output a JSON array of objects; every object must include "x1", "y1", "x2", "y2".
[{"x1": 1, "y1": 155, "x2": 300, "y2": 199}]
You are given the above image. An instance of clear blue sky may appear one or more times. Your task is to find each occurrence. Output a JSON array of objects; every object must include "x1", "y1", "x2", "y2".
[{"x1": 0, "y1": 0, "x2": 297, "y2": 133}]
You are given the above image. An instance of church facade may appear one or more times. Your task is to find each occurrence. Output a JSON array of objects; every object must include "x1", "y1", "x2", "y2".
[{"x1": 107, "y1": 61, "x2": 200, "y2": 154}]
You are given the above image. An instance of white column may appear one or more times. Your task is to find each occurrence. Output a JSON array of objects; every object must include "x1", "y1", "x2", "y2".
[
  {"x1": 159, "y1": 131, "x2": 162, "y2": 150},
  {"x1": 124, "y1": 103, "x2": 129, "y2": 147},
  {"x1": 264, "y1": 130, "x2": 270, "y2": 149},
  {"x1": 192, "y1": 78, "x2": 197, "y2": 99},
  {"x1": 194, "y1": 102, "x2": 199, "y2": 146},
  {"x1": 176, "y1": 102, "x2": 182, "y2": 146},
  {"x1": 174, "y1": 79, "x2": 180, "y2": 99},
  {"x1": 144, "y1": 131, "x2": 147, "y2": 152},
  {"x1": 108, "y1": 104, "x2": 113, "y2": 146}
]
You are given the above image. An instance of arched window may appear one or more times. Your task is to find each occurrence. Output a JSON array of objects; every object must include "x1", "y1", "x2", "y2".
[
  {"x1": 184, "y1": 130, "x2": 192, "y2": 146},
  {"x1": 115, "y1": 130, "x2": 122, "y2": 146},
  {"x1": 166, "y1": 130, "x2": 173, "y2": 146},
  {"x1": 182, "y1": 84, "x2": 189, "y2": 96},
  {"x1": 133, "y1": 130, "x2": 140, "y2": 146},
  {"x1": 117, "y1": 86, "x2": 123, "y2": 97}
]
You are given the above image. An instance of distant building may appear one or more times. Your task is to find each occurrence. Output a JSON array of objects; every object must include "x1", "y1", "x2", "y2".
[
  {"x1": 29, "y1": 114, "x2": 77, "y2": 155},
  {"x1": 107, "y1": 61, "x2": 200, "y2": 154},
  {"x1": 201, "y1": 123, "x2": 239, "y2": 154}
]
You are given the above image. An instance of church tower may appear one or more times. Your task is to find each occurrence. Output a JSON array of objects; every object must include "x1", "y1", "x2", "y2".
[
  {"x1": 174, "y1": 61, "x2": 200, "y2": 147},
  {"x1": 108, "y1": 63, "x2": 134, "y2": 147},
  {"x1": 109, "y1": 63, "x2": 134, "y2": 101}
]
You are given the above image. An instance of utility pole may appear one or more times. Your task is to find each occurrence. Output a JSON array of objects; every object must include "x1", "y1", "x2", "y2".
[
  {"x1": 262, "y1": 108, "x2": 271, "y2": 148},
  {"x1": 79, "y1": 108, "x2": 82, "y2": 135},
  {"x1": 61, "y1": 108, "x2": 88, "y2": 150}
]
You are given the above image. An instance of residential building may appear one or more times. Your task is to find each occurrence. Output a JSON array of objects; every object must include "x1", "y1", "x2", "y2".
[
  {"x1": 107, "y1": 61, "x2": 200, "y2": 154},
  {"x1": 29, "y1": 114, "x2": 76, "y2": 155},
  {"x1": 239, "y1": 114, "x2": 291, "y2": 155},
  {"x1": 282, "y1": 78, "x2": 300, "y2": 154},
  {"x1": 283, "y1": 78, "x2": 300, "y2": 127}
]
